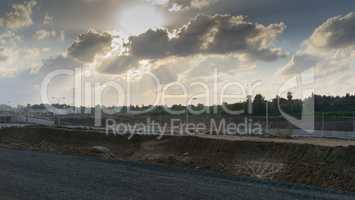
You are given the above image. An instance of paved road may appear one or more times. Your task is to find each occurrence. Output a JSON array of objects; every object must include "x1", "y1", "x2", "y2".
[{"x1": 0, "y1": 149, "x2": 353, "y2": 200}]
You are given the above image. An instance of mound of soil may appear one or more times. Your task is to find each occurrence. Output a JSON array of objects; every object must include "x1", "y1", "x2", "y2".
[{"x1": 0, "y1": 127, "x2": 355, "y2": 192}]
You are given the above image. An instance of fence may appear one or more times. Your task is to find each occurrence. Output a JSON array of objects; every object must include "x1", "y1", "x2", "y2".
[{"x1": 263, "y1": 112, "x2": 355, "y2": 132}]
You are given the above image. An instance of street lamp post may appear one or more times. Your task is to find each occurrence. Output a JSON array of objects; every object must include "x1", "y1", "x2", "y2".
[
  {"x1": 186, "y1": 98, "x2": 198, "y2": 133},
  {"x1": 187, "y1": 98, "x2": 199, "y2": 122}
]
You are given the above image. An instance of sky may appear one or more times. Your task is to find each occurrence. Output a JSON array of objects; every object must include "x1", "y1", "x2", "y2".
[{"x1": 0, "y1": 0, "x2": 355, "y2": 106}]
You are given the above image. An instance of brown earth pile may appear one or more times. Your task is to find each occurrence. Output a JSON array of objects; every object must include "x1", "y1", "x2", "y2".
[{"x1": 0, "y1": 127, "x2": 355, "y2": 192}]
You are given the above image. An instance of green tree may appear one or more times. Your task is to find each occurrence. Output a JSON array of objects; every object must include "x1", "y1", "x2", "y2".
[{"x1": 253, "y1": 94, "x2": 266, "y2": 115}]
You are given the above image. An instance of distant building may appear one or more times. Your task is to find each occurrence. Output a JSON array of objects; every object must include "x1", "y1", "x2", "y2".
[{"x1": 0, "y1": 114, "x2": 13, "y2": 123}]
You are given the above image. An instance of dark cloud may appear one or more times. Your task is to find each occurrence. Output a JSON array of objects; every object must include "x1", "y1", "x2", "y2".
[
  {"x1": 247, "y1": 48, "x2": 286, "y2": 62},
  {"x1": 100, "y1": 14, "x2": 286, "y2": 75},
  {"x1": 67, "y1": 30, "x2": 113, "y2": 63},
  {"x1": 127, "y1": 14, "x2": 286, "y2": 60},
  {"x1": 308, "y1": 12, "x2": 355, "y2": 50},
  {"x1": 128, "y1": 29, "x2": 170, "y2": 59}
]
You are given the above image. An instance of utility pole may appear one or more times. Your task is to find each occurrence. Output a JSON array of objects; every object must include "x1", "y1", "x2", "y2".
[
  {"x1": 321, "y1": 112, "x2": 325, "y2": 137},
  {"x1": 185, "y1": 105, "x2": 189, "y2": 125},
  {"x1": 265, "y1": 100, "x2": 269, "y2": 134},
  {"x1": 247, "y1": 95, "x2": 253, "y2": 135},
  {"x1": 353, "y1": 111, "x2": 354, "y2": 133}
]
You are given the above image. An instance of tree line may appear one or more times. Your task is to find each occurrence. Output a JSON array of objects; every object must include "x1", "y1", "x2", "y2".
[{"x1": 24, "y1": 93, "x2": 355, "y2": 116}]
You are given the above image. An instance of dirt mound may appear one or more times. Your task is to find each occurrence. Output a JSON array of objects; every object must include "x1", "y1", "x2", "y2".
[
  {"x1": 156, "y1": 137, "x2": 355, "y2": 191},
  {"x1": 1, "y1": 127, "x2": 355, "y2": 192}
]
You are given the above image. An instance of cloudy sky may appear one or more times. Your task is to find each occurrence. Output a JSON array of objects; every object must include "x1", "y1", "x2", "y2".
[{"x1": 0, "y1": 0, "x2": 355, "y2": 106}]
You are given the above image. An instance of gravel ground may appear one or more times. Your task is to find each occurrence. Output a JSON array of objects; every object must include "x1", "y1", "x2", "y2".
[{"x1": 0, "y1": 148, "x2": 353, "y2": 200}]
